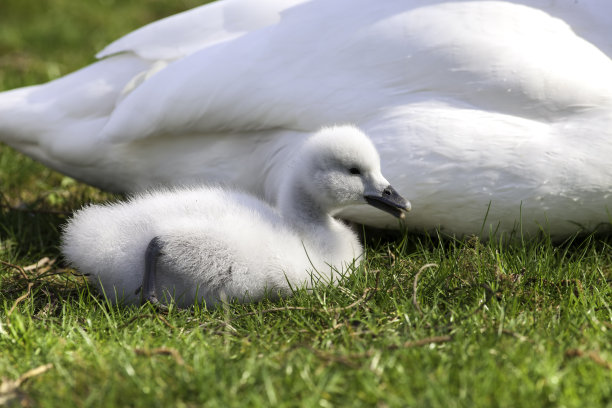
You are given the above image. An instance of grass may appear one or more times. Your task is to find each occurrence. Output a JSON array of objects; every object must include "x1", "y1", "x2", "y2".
[{"x1": 1, "y1": 1, "x2": 611, "y2": 407}]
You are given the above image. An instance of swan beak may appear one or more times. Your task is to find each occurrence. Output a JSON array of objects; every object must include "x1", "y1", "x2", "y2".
[{"x1": 365, "y1": 185, "x2": 411, "y2": 219}]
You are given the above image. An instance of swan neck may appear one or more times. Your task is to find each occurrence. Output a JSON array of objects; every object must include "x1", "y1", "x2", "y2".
[{"x1": 278, "y1": 178, "x2": 331, "y2": 229}]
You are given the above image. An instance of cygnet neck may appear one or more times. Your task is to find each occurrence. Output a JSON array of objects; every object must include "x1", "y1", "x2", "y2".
[{"x1": 277, "y1": 173, "x2": 334, "y2": 231}]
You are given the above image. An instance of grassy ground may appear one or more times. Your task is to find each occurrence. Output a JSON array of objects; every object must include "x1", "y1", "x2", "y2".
[{"x1": 1, "y1": 1, "x2": 611, "y2": 407}]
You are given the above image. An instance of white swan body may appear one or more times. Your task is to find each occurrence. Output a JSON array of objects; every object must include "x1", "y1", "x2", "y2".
[
  {"x1": 2, "y1": 0, "x2": 612, "y2": 237},
  {"x1": 61, "y1": 126, "x2": 409, "y2": 307}
]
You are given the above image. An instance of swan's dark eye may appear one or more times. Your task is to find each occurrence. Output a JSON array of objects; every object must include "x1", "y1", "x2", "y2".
[{"x1": 349, "y1": 167, "x2": 361, "y2": 175}]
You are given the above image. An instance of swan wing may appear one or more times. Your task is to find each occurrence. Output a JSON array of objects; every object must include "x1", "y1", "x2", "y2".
[
  {"x1": 521, "y1": 0, "x2": 612, "y2": 58},
  {"x1": 97, "y1": 0, "x2": 308, "y2": 60},
  {"x1": 99, "y1": 0, "x2": 612, "y2": 143},
  {"x1": 0, "y1": 0, "x2": 307, "y2": 164}
]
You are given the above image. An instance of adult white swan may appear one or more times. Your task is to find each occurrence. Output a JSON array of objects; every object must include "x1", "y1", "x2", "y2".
[{"x1": 1, "y1": 0, "x2": 611, "y2": 237}]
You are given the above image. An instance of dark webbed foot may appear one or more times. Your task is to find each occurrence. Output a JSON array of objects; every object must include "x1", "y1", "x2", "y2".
[
  {"x1": 141, "y1": 236, "x2": 168, "y2": 311},
  {"x1": 145, "y1": 294, "x2": 169, "y2": 312}
]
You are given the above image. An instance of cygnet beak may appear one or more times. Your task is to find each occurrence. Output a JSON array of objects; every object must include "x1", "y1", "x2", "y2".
[{"x1": 364, "y1": 185, "x2": 411, "y2": 219}]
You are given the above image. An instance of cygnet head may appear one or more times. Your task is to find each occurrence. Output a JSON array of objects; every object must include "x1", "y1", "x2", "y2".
[{"x1": 280, "y1": 125, "x2": 411, "y2": 222}]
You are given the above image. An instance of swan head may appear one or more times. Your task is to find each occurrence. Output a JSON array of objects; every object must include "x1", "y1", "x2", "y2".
[{"x1": 289, "y1": 125, "x2": 411, "y2": 219}]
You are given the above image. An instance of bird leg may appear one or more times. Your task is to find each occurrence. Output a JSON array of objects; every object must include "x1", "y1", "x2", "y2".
[{"x1": 141, "y1": 236, "x2": 167, "y2": 310}]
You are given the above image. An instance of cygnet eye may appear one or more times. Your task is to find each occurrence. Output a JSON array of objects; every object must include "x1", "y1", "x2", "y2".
[{"x1": 349, "y1": 167, "x2": 361, "y2": 175}]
